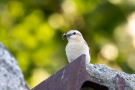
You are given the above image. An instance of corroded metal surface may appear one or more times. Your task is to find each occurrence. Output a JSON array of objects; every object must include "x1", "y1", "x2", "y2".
[{"x1": 32, "y1": 54, "x2": 109, "y2": 90}]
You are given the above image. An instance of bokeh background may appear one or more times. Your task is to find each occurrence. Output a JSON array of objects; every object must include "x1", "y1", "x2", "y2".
[{"x1": 0, "y1": 0, "x2": 135, "y2": 88}]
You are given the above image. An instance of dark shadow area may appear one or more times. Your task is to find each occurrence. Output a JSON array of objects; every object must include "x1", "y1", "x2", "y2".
[{"x1": 80, "y1": 81, "x2": 109, "y2": 90}]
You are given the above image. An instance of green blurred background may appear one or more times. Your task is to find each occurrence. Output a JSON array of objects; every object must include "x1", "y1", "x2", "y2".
[{"x1": 0, "y1": 0, "x2": 135, "y2": 88}]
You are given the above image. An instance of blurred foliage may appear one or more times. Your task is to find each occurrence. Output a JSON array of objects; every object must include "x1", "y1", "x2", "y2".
[{"x1": 0, "y1": 0, "x2": 135, "y2": 88}]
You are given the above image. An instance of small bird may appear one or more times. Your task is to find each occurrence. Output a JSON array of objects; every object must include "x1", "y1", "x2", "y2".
[{"x1": 62, "y1": 30, "x2": 90, "y2": 64}]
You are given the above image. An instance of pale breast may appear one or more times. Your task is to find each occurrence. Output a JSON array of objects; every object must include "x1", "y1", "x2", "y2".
[{"x1": 66, "y1": 42, "x2": 88, "y2": 63}]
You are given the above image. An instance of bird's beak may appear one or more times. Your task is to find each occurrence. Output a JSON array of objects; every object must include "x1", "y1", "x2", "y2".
[
  {"x1": 62, "y1": 33, "x2": 72, "y2": 40},
  {"x1": 62, "y1": 34, "x2": 66, "y2": 40}
]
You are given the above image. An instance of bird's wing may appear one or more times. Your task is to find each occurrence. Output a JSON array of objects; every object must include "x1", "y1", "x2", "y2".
[
  {"x1": 84, "y1": 41, "x2": 91, "y2": 55},
  {"x1": 84, "y1": 40, "x2": 88, "y2": 46}
]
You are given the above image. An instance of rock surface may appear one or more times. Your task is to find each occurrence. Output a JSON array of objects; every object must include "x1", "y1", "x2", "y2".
[
  {"x1": 86, "y1": 64, "x2": 135, "y2": 90},
  {"x1": 0, "y1": 43, "x2": 30, "y2": 90}
]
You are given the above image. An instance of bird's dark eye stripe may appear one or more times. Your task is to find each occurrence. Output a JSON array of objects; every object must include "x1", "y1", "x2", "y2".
[{"x1": 73, "y1": 32, "x2": 76, "y2": 35}]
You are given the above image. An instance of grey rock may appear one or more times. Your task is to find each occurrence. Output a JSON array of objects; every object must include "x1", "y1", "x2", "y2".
[
  {"x1": 86, "y1": 64, "x2": 135, "y2": 90},
  {"x1": 0, "y1": 43, "x2": 30, "y2": 90}
]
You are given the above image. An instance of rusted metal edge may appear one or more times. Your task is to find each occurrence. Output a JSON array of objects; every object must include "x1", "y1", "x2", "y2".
[{"x1": 32, "y1": 54, "x2": 109, "y2": 90}]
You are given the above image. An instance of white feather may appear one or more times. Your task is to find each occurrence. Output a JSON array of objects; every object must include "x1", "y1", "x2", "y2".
[{"x1": 64, "y1": 30, "x2": 90, "y2": 64}]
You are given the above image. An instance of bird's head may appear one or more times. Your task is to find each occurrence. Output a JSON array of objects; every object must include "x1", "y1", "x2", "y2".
[{"x1": 62, "y1": 30, "x2": 84, "y2": 42}]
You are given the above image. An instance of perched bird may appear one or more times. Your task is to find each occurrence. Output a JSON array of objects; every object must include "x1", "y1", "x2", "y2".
[{"x1": 62, "y1": 30, "x2": 90, "y2": 64}]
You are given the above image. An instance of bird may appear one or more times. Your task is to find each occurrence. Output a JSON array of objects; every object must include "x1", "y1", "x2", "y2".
[{"x1": 62, "y1": 30, "x2": 90, "y2": 64}]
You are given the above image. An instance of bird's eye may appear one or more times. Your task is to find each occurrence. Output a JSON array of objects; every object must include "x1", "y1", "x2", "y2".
[{"x1": 73, "y1": 32, "x2": 76, "y2": 35}]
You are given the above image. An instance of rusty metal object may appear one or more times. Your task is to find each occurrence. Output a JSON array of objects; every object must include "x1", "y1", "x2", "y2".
[{"x1": 32, "y1": 54, "x2": 109, "y2": 90}]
